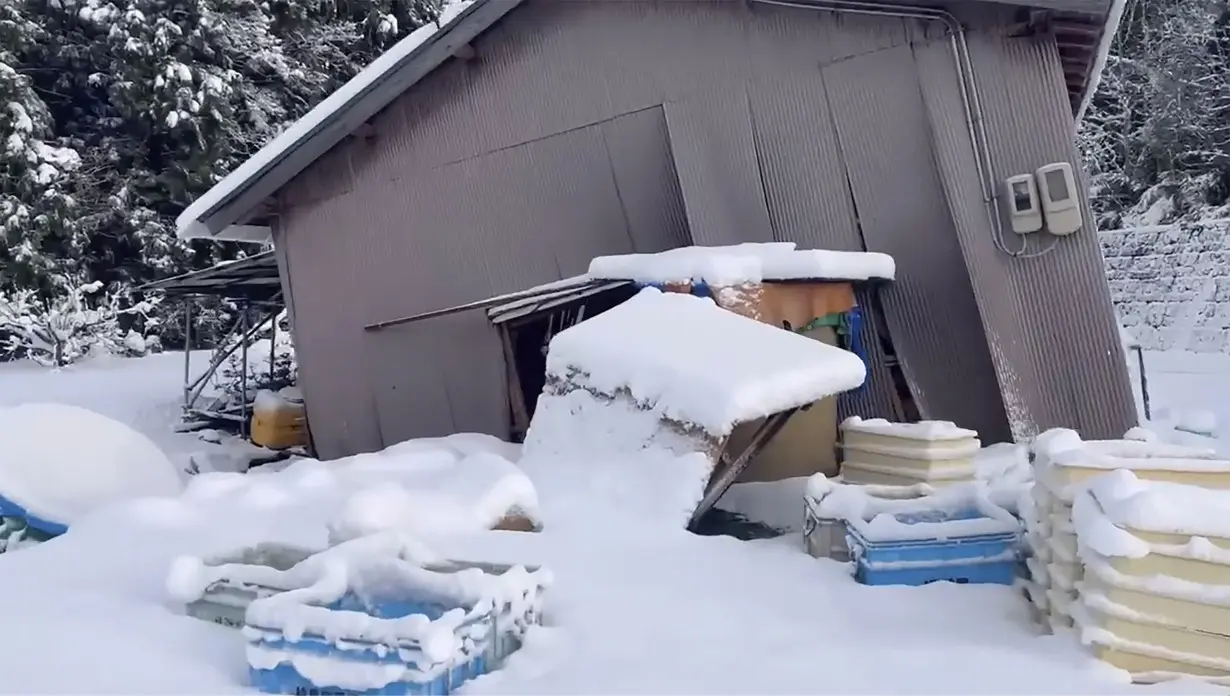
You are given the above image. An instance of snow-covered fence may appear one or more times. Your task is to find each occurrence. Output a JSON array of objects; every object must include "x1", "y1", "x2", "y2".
[{"x1": 1100, "y1": 219, "x2": 1230, "y2": 353}]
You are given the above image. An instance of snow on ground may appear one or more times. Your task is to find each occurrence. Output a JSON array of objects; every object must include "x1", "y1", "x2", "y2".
[
  {"x1": 0, "y1": 351, "x2": 280, "y2": 475},
  {"x1": 1134, "y1": 351, "x2": 1230, "y2": 453},
  {"x1": 0, "y1": 351, "x2": 1227, "y2": 694}
]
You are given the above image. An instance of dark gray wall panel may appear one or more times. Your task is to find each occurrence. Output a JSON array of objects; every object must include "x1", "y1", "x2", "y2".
[
  {"x1": 280, "y1": 196, "x2": 384, "y2": 458},
  {"x1": 599, "y1": 107, "x2": 692, "y2": 254},
  {"x1": 823, "y1": 43, "x2": 1011, "y2": 442},
  {"x1": 747, "y1": 76, "x2": 863, "y2": 251},
  {"x1": 963, "y1": 31, "x2": 1135, "y2": 438},
  {"x1": 664, "y1": 92, "x2": 775, "y2": 247}
]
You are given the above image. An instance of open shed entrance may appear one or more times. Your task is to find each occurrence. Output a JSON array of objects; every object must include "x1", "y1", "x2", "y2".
[{"x1": 488, "y1": 280, "x2": 639, "y2": 442}]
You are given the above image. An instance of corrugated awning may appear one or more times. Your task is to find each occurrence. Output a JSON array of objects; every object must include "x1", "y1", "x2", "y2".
[{"x1": 140, "y1": 252, "x2": 282, "y2": 302}]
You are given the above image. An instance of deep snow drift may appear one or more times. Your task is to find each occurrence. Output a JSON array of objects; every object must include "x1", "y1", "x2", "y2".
[{"x1": 0, "y1": 351, "x2": 1226, "y2": 693}]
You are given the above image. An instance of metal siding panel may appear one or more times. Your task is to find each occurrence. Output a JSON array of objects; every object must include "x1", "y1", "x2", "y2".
[
  {"x1": 281, "y1": 198, "x2": 384, "y2": 458},
  {"x1": 963, "y1": 32, "x2": 1135, "y2": 439},
  {"x1": 363, "y1": 323, "x2": 455, "y2": 443},
  {"x1": 747, "y1": 77, "x2": 862, "y2": 250},
  {"x1": 599, "y1": 107, "x2": 691, "y2": 253},
  {"x1": 912, "y1": 38, "x2": 1048, "y2": 440},
  {"x1": 465, "y1": 1, "x2": 616, "y2": 154},
  {"x1": 346, "y1": 122, "x2": 643, "y2": 445},
  {"x1": 823, "y1": 44, "x2": 1011, "y2": 442},
  {"x1": 271, "y1": 222, "x2": 297, "y2": 330},
  {"x1": 512, "y1": 124, "x2": 636, "y2": 276},
  {"x1": 664, "y1": 93, "x2": 775, "y2": 246},
  {"x1": 362, "y1": 312, "x2": 506, "y2": 442}
]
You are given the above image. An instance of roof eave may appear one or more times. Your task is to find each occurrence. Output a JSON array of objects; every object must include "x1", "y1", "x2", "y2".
[{"x1": 176, "y1": 0, "x2": 525, "y2": 241}]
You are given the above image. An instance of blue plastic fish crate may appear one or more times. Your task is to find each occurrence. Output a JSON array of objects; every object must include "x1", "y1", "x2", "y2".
[
  {"x1": 246, "y1": 594, "x2": 497, "y2": 695},
  {"x1": 0, "y1": 494, "x2": 67, "y2": 537},
  {"x1": 848, "y1": 507, "x2": 1022, "y2": 587}
]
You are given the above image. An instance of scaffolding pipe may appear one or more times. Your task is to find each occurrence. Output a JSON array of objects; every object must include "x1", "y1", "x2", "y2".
[
  {"x1": 240, "y1": 304, "x2": 250, "y2": 439},
  {"x1": 182, "y1": 300, "x2": 192, "y2": 410}
]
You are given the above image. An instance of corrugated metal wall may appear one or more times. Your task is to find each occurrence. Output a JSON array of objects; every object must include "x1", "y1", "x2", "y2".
[
  {"x1": 823, "y1": 42, "x2": 1011, "y2": 442},
  {"x1": 275, "y1": 0, "x2": 1132, "y2": 458},
  {"x1": 911, "y1": 14, "x2": 1134, "y2": 440}
]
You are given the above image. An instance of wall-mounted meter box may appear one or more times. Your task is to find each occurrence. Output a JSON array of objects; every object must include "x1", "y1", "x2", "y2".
[
  {"x1": 1035, "y1": 162, "x2": 1083, "y2": 236},
  {"x1": 1004, "y1": 174, "x2": 1042, "y2": 234}
]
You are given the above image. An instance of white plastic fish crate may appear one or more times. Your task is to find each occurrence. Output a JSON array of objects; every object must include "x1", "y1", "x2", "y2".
[
  {"x1": 183, "y1": 543, "x2": 318, "y2": 629},
  {"x1": 803, "y1": 497, "x2": 850, "y2": 561}
]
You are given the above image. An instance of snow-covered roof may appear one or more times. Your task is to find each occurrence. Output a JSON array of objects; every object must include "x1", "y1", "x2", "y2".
[
  {"x1": 1075, "y1": 0, "x2": 1128, "y2": 123},
  {"x1": 545, "y1": 287, "x2": 867, "y2": 435},
  {"x1": 587, "y1": 243, "x2": 895, "y2": 285},
  {"x1": 177, "y1": 0, "x2": 1120, "y2": 242},
  {"x1": 176, "y1": 0, "x2": 523, "y2": 241}
]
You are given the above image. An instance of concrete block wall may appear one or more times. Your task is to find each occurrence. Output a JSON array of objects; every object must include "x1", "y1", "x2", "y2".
[{"x1": 1100, "y1": 220, "x2": 1230, "y2": 353}]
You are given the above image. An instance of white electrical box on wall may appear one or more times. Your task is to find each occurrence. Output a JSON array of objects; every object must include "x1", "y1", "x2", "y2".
[
  {"x1": 1035, "y1": 162, "x2": 1082, "y2": 236},
  {"x1": 1005, "y1": 174, "x2": 1042, "y2": 234}
]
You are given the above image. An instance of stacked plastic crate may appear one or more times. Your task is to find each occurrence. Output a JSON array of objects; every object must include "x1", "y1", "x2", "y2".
[
  {"x1": 838, "y1": 417, "x2": 981, "y2": 487},
  {"x1": 805, "y1": 475, "x2": 1022, "y2": 586},
  {"x1": 1023, "y1": 431, "x2": 1228, "y2": 632},
  {"x1": 1071, "y1": 469, "x2": 1230, "y2": 681}
]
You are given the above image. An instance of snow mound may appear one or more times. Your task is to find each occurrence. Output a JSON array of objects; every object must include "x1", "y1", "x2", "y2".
[
  {"x1": 0, "y1": 402, "x2": 182, "y2": 528},
  {"x1": 544, "y1": 287, "x2": 867, "y2": 436},
  {"x1": 519, "y1": 387, "x2": 717, "y2": 528},
  {"x1": 588, "y1": 242, "x2": 895, "y2": 285},
  {"x1": 328, "y1": 451, "x2": 539, "y2": 542}
]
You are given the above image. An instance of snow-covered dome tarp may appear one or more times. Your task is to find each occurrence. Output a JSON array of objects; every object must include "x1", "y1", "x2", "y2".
[{"x1": 0, "y1": 403, "x2": 183, "y2": 533}]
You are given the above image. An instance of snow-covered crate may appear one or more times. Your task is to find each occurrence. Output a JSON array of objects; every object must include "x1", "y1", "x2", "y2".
[
  {"x1": 235, "y1": 541, "x2": 551, "y2": 696},
  {"x1": 803, "y1": 474, "x2": 936, "y2": 561},
  {"x1": 803, "y1": 498, "x2": 849, "y2": 561},
  {"x1": 848, "y1": 507, "x2": 1021, "y2": 587},
  {"x1": 246, "y1": 592, "x2": 495, "y2": 696},
  {"x1": 177, "y1": 543, "x2": 318, "y2": 629},
  {"x1": 851, "y1": 509, "x2": 1023, "y2": 587}
]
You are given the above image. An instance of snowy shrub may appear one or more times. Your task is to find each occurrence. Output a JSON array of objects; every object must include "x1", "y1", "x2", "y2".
[{"x1": 0, "y1": 281, "x2": 162, "y2": 366}]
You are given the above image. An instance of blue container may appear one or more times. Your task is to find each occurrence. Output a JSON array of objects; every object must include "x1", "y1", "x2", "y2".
[
  {"x1": 0, "y1": 493, "x2": 67, "y2": 537},
  {"x1": 854, "y1": 557, "x2": 1019, "y2": 586},
  {"x1": 847, "y1": 507, "x2": 1022, "y2": 587},
  {"x1": 246, "y1": 591, "x2": 497, "y2": 695}
]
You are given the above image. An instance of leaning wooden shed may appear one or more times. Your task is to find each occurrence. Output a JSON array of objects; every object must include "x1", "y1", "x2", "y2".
[
  {"x1": 174, "y1": 0, "x2": 1137, "y2": 459},
  {"x1": 516, "y1": 287, "x2": 868, "y2": 530}
]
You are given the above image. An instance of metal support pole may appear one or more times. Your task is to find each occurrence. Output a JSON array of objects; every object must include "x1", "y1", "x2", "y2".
[
  {"x1": 240, "y1": 303, "x2": 250, "y2": 439},
  {"x1": 688, "y1": 409, "x2": 799, "y2": 529},
  {"x1": 182, "y1": 300, "x2": 192, "y2": 411},
  {"x1": 269, "y1": 308, "x2": 278, "y2": 387},
  {"x1": 1135, "y1": 345, "x2": 1151, "y2": 422}
]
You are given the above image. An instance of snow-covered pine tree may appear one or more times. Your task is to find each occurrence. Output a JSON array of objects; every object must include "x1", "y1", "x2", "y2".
[
  {"x1": 0, "y1": 0, "x2": 443, "y2": 353},
  {"x1": 1079, "y1": 0, "x2": 1230, "y2": 227}
]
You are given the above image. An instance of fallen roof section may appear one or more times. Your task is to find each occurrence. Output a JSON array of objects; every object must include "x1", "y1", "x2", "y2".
[{"x1": 140, "y1": 252, "x2": 282, "y2": 302}]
